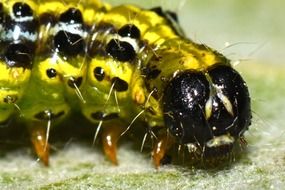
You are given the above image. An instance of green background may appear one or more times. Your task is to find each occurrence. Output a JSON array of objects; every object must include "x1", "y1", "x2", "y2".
[{"x1": 0, "y1": 0, "x2": 284, "y2": 189}]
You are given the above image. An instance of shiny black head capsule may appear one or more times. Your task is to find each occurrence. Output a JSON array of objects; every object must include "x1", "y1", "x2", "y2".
[{"x1": 163, "y1": 65, "x2": 251, "y2": 158}]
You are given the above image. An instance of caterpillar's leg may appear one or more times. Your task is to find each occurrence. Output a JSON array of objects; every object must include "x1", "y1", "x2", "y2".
[
  {"x1": 29, "y1": 122, "x2": 50, "y2": 166},
  {"x1": 101, "y1": 124, "x2": 125, "y2": 165},
  {"x1": 152, "y1": 131, "x2": 175, "y2": 168}
]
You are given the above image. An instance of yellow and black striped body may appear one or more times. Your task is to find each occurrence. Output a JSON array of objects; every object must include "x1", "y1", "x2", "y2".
[{"x1": 0, "y1": 0, "x2": 251, "y2": 166}]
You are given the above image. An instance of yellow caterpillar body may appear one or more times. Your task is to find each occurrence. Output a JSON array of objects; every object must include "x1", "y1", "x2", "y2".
[{"x1": 0, "y1": 0, "x2": 251, "y2": 167}]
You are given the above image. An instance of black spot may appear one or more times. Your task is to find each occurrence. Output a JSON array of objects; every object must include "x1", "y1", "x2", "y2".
[
  {"x1": 91, "y1": 112, "x2": 119, "y2": 121},
  {"x1": 46, "y1": 68, "x2": 57, "y2": 78},
  {"x1": 54, "y1": 30, "x2": 85, "y2": 56},
  {"x1": 34, "y1": 110, "x2": 65, "y2": 121},
  {"x1": 4, "y1": 43, "x2": 32, "y2": 69},
  {"x1": 106, "y1": 39, "x2": 136, "y2": 62},
  {"x1": 67, "y1": 77, "x2": 83, "y2": 88},
  {"x1": 93, "y1": 67, "x2": 105, "y2": 81},
  {"x1": 118, "y1": 24, "x2": 141, "y2": 39},
  {"x1": 59, "y1": 8, "x2": 83, "y2": 24},
  {"x1": 13, "y1": 2, "x2": 33, "y2": 18},
  {"x1": 111, "y1": 77, "x2": 129, "y2": 92}
]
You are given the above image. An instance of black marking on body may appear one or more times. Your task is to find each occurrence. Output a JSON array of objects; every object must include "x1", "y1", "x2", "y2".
[
  {"x1": 54, "y1": 30, "x2": 85, "y2": 56},
  {"x1": 118, "y1": 24, "x2": 141, "y2": 39},
  {"x1": 51, "y1": 8, "x2": 86, "y2": 57},
  {"x1": 34, "y1": 110, "x2": 65, "y2": 120},
  {"x1": 3, "y1": 16, "x2": 39, "y2": 36},
  {"x1": 4, "y1": 43, "x2": 33, "y2": 69},
  {"x1": 91, "y1": 112, "x2": 119, "y2": 121},
  {"x1": 59, "y1": 8, "x2": 83, "y2": 24},
  {"x1": 93, "y1": 67, "x2": 105, "y2": 81},
  {"x1": 67, "y1": 77, "x2": 83, "y2": 88},
  {"x1": 111, "y1": 77, "x2": 129, "y2": 92},
  {"x1": 106, "y1": 39, "x2": 136, "y2": 62},
  {"x1": 46, "y1": 68, "x2": 57, "y2": 78},
  {"x1": 11, "y1": 2, "x2": 38, "y2": 33},
  {"x1": 13, "y1": 2, "x2": 33, "y2": 18},
  {"x1": 0, "y1": 3, "x2": 38, "y2": 44}
]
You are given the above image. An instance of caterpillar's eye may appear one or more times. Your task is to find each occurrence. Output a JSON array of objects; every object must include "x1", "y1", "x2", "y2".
[
  {"x1": 4, "y1": 43, "x2": 32, "y2": 69},
  {"x1": 13, "y1": 2, "x2": 33, "y2": 18},
  {"x1": 163, "y1": 66, "x2": 251, "y2": 157}
]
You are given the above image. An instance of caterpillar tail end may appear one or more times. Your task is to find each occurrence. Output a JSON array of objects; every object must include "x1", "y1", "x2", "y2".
[
  {"x1": 102, "y1": 124, "x2": 125, "y2": 165},
  {"x1": 30, "y1": 126, "x2": 50, "y2": 166}
]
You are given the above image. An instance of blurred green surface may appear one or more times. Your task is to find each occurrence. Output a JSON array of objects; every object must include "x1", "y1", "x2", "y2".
[{"x1": 1, "y1": 0, "x2": 284, "y2": 189}]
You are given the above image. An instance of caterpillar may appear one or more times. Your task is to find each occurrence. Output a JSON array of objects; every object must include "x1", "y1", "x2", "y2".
[{"x1": 0, "y1": 0, "x2": 251, "y2": 167}]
